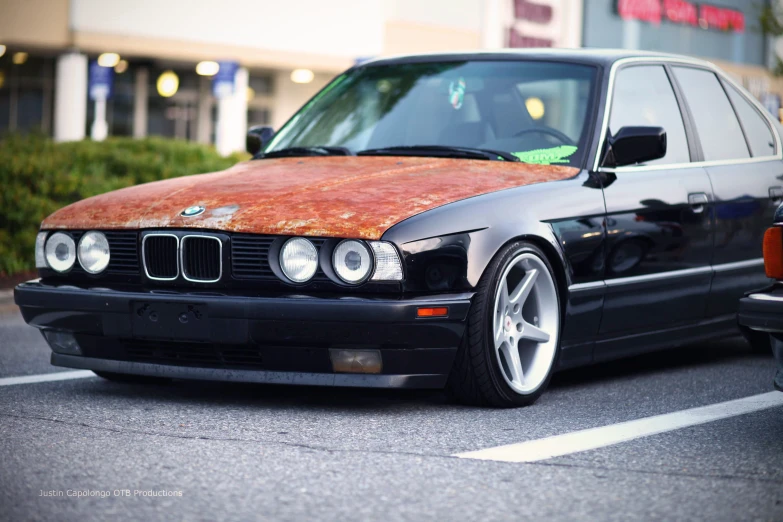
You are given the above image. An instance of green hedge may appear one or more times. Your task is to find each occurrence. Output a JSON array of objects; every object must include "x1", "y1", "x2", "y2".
[{"x1": 0, "y1": 134, "x2": 247, "y2": 276}]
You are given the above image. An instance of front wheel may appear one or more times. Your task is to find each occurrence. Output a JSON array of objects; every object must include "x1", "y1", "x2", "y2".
[{"x1": 449, "y1": 241, "x2": 561, "y2": 407}]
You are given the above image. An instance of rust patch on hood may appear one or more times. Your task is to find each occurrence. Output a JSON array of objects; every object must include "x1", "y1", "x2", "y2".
[{"x1": 42, "y1": 157, "x2": 578, "y2": 240}]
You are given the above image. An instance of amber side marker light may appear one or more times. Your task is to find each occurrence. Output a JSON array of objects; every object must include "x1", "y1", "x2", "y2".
[
  {"x1": 417, "y1": 307, "x2": 448, "y2": 318},
  {"x1": 763, "y1": 226, "x2": 783, "y2": 279}
]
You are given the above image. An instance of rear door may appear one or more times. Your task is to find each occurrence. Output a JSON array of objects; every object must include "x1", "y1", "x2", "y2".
[
  {"x1": 596, "y1": 63, "x2": 715, "y2": 349},
  {"x1": 670, "y1": 66, "x2": 782, "y2": 317}
]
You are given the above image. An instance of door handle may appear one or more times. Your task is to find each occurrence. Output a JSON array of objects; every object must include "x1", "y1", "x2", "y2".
[
  {"x1": 770, "y1": 186, "x2": 783, "y2": 204},
  {"x1": 688, "y1": 192, "x2": 709, "y2": 213}
]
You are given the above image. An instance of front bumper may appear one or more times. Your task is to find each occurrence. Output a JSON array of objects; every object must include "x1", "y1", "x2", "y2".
[
  {"x1": 15, "y1": 281, "x2": 473, "y2": 389},
  {"x1": 738, "y1": 288, "x2": 783, "y2": 391}
]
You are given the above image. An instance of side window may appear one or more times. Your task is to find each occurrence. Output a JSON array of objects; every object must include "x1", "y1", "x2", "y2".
[
  {"x1": 609, "y1": 65, "x2": 690, "y2": 165},
  {"x1": 725, "y1": 83, "x2": 776, "y2": 157},
  {"x1": 672, "y1": 67, "x2": 749, "y2": 161}
]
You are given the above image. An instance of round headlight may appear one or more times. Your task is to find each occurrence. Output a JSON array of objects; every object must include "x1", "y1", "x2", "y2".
[
  {"x1": 78, "y1": 231, "x2": 111, "y2": 274},
  {"x1": 44, "y1": 232, "x2": 76, "y2": 273},
  {"x1": 333, "y1": 240, "x2": 373, "y2": 284},
  {"x1": 279, "y1": 238, "x2": 318, "y2": 283}
]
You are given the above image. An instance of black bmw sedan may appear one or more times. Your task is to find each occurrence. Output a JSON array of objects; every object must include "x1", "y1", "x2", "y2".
[{"x1": 15, "y1": 49, "x2": 782, "y2": 407}]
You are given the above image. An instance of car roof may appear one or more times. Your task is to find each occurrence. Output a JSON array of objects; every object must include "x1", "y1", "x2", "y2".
[{"x1": 360, "y1": 48, "x2": 713, "y2": 69}]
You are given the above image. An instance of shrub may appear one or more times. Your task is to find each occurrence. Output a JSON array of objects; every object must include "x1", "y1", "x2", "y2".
[{"x1": 0, "y1": 134, "x2": 247, "y2": 276}]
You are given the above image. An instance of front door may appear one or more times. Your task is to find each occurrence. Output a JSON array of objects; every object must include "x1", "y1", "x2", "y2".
[{"x1": 596, "y1": 64, "x2": 714, "y2": 357}]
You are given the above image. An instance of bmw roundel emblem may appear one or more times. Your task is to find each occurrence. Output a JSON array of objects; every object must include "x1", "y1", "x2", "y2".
[{"x1": 181, "y1": 205, "x2": 206, "y2": 217}]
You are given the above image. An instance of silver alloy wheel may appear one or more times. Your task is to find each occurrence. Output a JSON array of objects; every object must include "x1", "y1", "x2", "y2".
[{"x1": 492, "y1": 252, "x2": 559, "y2": 395}]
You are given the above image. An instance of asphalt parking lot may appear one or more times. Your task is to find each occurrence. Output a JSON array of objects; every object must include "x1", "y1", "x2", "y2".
[{"x1": 1, "y1": 305, "x2": 782, "y2": 521}]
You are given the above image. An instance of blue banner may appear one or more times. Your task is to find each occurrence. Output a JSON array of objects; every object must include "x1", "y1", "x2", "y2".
[
  {"x1": 88, "y1": 61, "x2": 114, "y2": 101},
  {"x1": 212, "y1": 61, "x2": 239, "y2": 98}
]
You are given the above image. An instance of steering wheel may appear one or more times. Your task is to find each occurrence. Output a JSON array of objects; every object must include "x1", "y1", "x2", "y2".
[{"x1": 513, "y1": 127, "x2": 576, "y2": 146}]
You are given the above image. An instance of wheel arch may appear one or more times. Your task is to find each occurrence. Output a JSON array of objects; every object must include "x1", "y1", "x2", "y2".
[{"x1": 494, "y1": 233, "x2": 570, "y2": 322}]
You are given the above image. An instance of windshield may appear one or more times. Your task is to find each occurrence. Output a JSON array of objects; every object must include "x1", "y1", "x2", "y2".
[{"x1": 265, "y1": 60, "x2": 597, "y2": 167}]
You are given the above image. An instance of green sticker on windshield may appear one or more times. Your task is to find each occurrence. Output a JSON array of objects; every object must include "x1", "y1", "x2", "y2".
[{"x1": 512, "y1": 145, "x2": 577, "y2": 165}]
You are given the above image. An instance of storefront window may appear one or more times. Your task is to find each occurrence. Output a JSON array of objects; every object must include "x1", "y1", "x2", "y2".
[
  {"x1": 0, "y1": 80, "x2": 10, "y2": 134},
  {"x1": 147, "y1": 67, "x2": 200, "y2": 140},
  {"x1": 109, "y1": 69, "x2": 134, "y2": 137},
  {"x1": 0, "y1": 53, "x2": 54, "y2": 134}
]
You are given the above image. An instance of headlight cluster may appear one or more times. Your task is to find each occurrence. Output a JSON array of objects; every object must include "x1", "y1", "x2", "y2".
[
  {"x1": 279, "y1": 237, "x2": 403, "y2": 284},
  {"x1": 36, "y1": 231, "x2": 111, "y2": 274}
]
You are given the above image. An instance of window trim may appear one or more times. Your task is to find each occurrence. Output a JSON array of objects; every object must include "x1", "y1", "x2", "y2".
[{"x1": 593, "y1": 56, "x2": 782, "y2": 173}]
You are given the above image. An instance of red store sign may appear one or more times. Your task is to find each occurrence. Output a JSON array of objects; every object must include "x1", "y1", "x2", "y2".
[
  {"x1": 508, "y1": 0, "x2": 556, "y2": 48},
  {"x1": 616, "y1": 0, "x2": 745, "y2": 32}
]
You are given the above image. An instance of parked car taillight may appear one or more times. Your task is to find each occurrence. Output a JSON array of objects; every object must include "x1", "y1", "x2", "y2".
[{"x1": 763, "y1": 226, "x2": 783, "y2": 279}]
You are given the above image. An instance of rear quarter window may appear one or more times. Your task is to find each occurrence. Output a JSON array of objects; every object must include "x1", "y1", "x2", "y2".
[{"x1": 725, "y1": 83, "x2": 776, "y2": 157}]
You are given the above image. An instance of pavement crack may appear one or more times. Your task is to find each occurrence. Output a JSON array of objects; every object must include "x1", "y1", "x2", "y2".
[
  {"x1": 0, "y1": 411, "x2": 450, "y2": 460},
  {"x1": 527, "y1": 458, "x2": 783, "y2": 485}
]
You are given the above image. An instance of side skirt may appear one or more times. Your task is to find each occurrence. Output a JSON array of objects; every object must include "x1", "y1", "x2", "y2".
[
  {"x1": 592, "y1": 314, "x2": 740, "y2": 363},
  {"x1": 558, "y1": 314, "x2": 740, "y2": 369}
]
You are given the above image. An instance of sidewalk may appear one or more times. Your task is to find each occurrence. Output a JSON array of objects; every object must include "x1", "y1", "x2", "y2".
[
  {"x1": 0, "y1": 289, "x2": 13, "y2": 304},
  {"x1": 0, "y1": 289, "x2": 17, "y2": 314}
]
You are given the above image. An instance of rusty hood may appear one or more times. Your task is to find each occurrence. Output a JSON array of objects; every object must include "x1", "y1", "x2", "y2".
[{"x1": 42, "y1": 156, "x2": 578, "y2": 240}]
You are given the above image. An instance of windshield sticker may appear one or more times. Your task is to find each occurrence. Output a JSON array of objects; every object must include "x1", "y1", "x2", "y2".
[
  {"x1": 512, "y1": 145, "x2": 578, "y2": 165},
  {"x1": 448, "y1": 78, "x2": 466, "y2": 110}
]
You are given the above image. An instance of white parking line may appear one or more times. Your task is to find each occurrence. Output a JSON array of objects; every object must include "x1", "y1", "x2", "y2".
[
  {"x1": 456, "y1": 391, "x2": 783, "y2": 463},
  {"x1": 0, "y1": 370, "x2": 96, "y2": 387}
]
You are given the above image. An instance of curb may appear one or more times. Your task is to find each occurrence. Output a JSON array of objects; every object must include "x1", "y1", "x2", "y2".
[{"x1": 0, "y1": 289, "x2": 14, "y2": 306}]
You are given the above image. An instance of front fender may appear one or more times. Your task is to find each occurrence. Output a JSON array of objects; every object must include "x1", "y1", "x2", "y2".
[{"x1": 382, "y1": 171, "x2": 605, "y2": 292}]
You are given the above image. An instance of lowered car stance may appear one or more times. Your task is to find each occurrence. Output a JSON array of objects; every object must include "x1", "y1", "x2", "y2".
[
  {"x1": 738, "y1": 203, "x2": 783, "y2": 392},
  {"x1": 15, "y1": 50, "x2": 782, "y2": 407}
]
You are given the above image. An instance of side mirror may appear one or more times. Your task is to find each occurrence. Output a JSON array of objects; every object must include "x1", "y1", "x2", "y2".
[
  {"x1": 246, "y1": 125, "x2": 275, "y2": 155},
  {"x1": 602, "y1": 126, "x2": 666, "y2": 168}
]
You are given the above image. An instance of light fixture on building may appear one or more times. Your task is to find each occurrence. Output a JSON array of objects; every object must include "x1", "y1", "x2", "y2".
[
  {"x1": 156, "y1": 70, "x2": 179, "y2": 97},
  {"x1": 290, "y1": 68, "x2": 314, "y2": 84},
  {"x1": 246, "y1": 86, "x2": 255, "y2": 102},
  {"x1": 525, "y1": 97, "x2": 545, "y2": 120},
  {"x1": 12, "y1": 52, "x2": 28, "y2": 65},
  {"x1": 0, "y1": 45, "x2": 6, "y2": 59},
  {"x1": 115, "y1": 59, "x2": 128, "y2": 74},
  {"x1": 196, "y1": 61, "x2": 219, "y2": 76},
  {"x1": 97, "y1": 53, "x2": 120, "y2": 68},
  {"x1": 0, "y1": 71, "x2": 5, "y2": 89}
]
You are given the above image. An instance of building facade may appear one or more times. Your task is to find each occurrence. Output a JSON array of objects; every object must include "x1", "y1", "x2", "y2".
[
  {"x1": 0, "y1": 0, "x2": 488, "y2": 152},
  {"x1": 583, "y1": 0, "x2": 782, "y2": 114},
  {"x1": 0, "y1": 0, "x2": 779, "y2": 153}
]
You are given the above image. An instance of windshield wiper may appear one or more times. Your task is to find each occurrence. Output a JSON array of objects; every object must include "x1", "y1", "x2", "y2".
[
  {"x1": 358, "y1": 145, "x2": 519, "y2": 162},
  {"x1": 257, "y1": 146, "x2": 354, "y2": 159}
]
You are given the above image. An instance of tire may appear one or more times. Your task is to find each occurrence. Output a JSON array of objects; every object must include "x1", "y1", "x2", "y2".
[
  {"x1": 738, "y1": 325, "x2": 772, "y2": 355},
  {"x1": 448, "y1": 241, "x2": 561, "y2": 407},
  {"x1": 93, "y1": 371, "x2": 170, "y2": 384}
]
